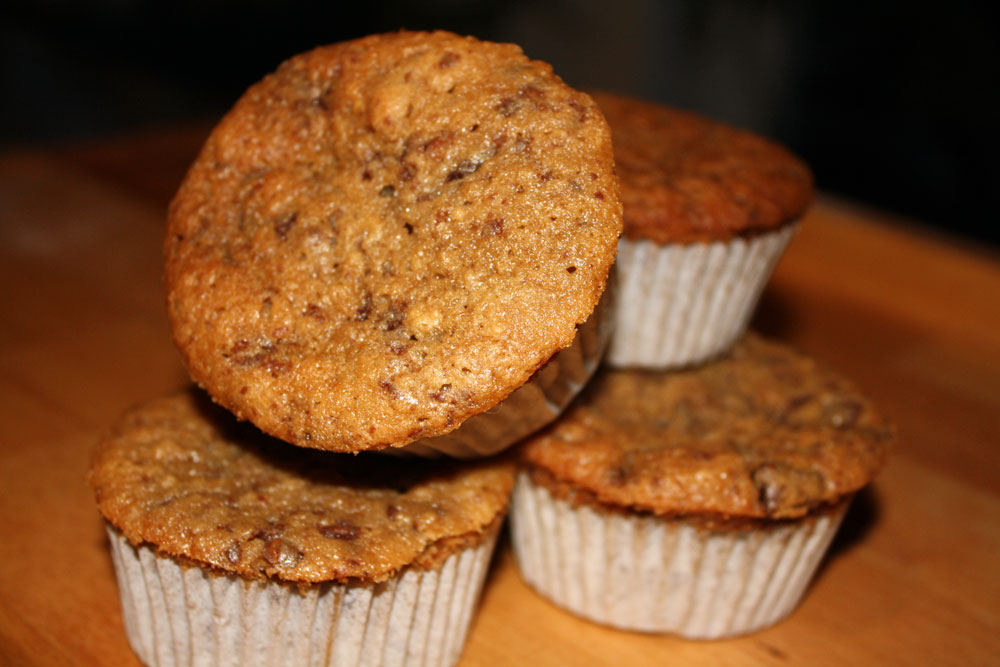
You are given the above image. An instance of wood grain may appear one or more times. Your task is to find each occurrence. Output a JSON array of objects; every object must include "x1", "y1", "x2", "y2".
[{"x1": 0, "y1": 128, "x2": 998, "y2": 665}]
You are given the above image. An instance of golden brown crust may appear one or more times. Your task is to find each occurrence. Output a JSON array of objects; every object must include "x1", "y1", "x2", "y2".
[
  {"x1": 520, "y1": 334, "x2": 892, "y2": 519},
  {"x1": 591, "y1": 92, "x2": 812, "y2": 244},
  {"x1": 88, "y1": 391, "x2": 515, "y2": 584},
  {"x1": 165, "y1": 31, "x2": 622, "y2": 453},
  {"x1": 525, "y1": 466, "x2": 851, "y2": 530}
]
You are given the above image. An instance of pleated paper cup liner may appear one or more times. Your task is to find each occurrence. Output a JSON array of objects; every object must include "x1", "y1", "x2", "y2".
[
  {"x1": 107, "y1": 524, "x2": 499, "y2": 667},
  {"x1": 397, "y1": 274, "x2": 616, "y2": 458},
  {"x1": 509, "y1": 472, "x2": 848, "y2": 639},
  {"x1": 607, "y1": 224, "x2": 796, "y2": 370}
]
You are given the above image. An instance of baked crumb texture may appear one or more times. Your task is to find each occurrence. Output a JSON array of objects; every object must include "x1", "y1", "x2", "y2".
[
  {"x1": 166, "y1": 31, "x2": 622, "y2": 453},
  {"x1": 521, "y1": 334, "x2": 893, "y2": 520},
  {"x1": 89, "y1": 391, "x2": 515, "y2": 584}
]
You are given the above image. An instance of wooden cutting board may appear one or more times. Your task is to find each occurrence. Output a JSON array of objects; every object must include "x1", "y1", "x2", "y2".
[{"x1": 0, "y1": 128, "x2": 998, "y2": 665}]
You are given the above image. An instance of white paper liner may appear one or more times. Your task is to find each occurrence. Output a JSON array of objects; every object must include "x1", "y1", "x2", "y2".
[
  {"x1": 509, "y1": 472, "x2": 848, "y2": 638},
  {"x1": 107, "y1": 525, "x2": 499, "y2": 667},
  {"x1": 607, "y1": 224, "x2": 796, "y2": 369},
  {"x1": 397, "y1": 274, "x2": 615, "y2": 458}
]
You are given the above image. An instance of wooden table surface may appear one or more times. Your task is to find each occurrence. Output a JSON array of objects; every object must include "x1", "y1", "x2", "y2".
[{"x1": 1, "y1": 125, "x2": 998, "y2": 666}]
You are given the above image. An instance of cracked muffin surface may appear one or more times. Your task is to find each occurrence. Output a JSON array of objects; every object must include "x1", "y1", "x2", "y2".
[
  {"x1": 520, "y1": 334, "x2": 892, "y2": 519},
  {"x1": 165, "y1": 31, "x2": 621, "y2": 452},
  {"x1": 88, "y1": 391, "x2": 515, "y2": 583}
]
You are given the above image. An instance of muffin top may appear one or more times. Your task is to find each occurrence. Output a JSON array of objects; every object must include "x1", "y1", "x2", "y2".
[
  {"x1": 89, "y1": 391, "x2": 515, "y2": 583},
  {"x1": 165, "y1": 31, "x2": 621, "y2": 453},
  {"x1": 591, "y1": 92, "x2": 812, "y2": 244},
  {"x1": 520, "y1": 334, "x2": 892, "y2": 519}
]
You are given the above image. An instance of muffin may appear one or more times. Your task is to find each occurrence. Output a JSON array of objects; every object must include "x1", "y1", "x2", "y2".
[
  {"x1": 165, "y1": 31, "x2": 622, "y2": 457},
  {"x1": 88, "y1": 391, "x2": 515, "y2": 666},
  {"x1": 591, "y1": 92, "x2": 812, "y2": 369},
  {"x1": 510, "y1": 334, "x2": 892, "y2": 638}
]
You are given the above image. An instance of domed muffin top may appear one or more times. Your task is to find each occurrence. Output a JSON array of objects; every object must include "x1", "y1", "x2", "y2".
[
  {"x1": 591, "y1": 92, "x2": 811, "y2": 244},
  {"x1": 90, "y1": 391, "x2": 515, "y2": 583},
  {"x1": 166, "y1": 31, "x2": 621, "y2": 452},
  {"x1": 521, "y1": 334, "x2": 892, "y2": 519}
]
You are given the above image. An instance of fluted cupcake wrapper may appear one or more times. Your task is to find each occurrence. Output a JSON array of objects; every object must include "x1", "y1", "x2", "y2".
[
  {"x1": 107, "y1": 525, "x2": 499, "y2": 667},
  {"x1": 607, "y1": 224, "x2": 796, "y2": 370},
  {"x1": 509, "y1": 473, "x2": 847, "y2": 639},
  {"x1": 398, "y1": 275, "x2": 615, "y2": 458}
]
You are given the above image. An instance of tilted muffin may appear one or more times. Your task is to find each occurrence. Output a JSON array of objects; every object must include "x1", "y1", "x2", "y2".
[
  {"x1": 510, "y1": 334, "x2": 892, "y2": 638},
  {"x1": 591, "y1": 92, "x2": 812, "y2": 369},
  {"x1": 165, "y1": 31, "x2": 622, "y2": 457},
  {"x1": 89, "y1": 391, "x2": 515, "y2": 666}
]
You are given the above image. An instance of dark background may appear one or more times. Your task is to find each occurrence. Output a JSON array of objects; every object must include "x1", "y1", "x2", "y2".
[{"x1": 3, "y1": 0, "x2": 997, "y2": 246}]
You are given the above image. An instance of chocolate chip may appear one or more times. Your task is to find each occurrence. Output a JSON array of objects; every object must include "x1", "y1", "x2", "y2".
[
  {"x1": 446, "y1": 159, "x2": 482, "y2": 182},
  {"x1": 386, "y1": 504, "x2": 400, "y2": 519},
  {"x1": 566, "y1": 266, "x2": 576, "y2": 273},
  {"x1": 304, "y1": 303, "x2": 326, "y2": 321},
  {"x1": 518, "y1": 84, "x2": 546, "y2": 103},
  {"x1": 318, "y1": 519, "x2": 362, "y2": 540},
  {"x1": 568, "y1": 98, "x2": 588, "y2": 122},
  {"x1": 438, "y1": 51, "x2": 460, "y2": 68},
  {"x1": 496, "y1": 97, "x2": 517, "y2": 117},
  {"x1": 752, "y1": 464, "x2": 786, "y2": 513},
  {"x1": 429, "y1": 383, "x2": 452, "y2": 402},
  {"x1": 228, "y1": 339, "x2": 287, "y2": 374},
  {"x1": 355, "y1": 293, "x2": 373, "y2": 321},
  {"x1": 607, "y1": 467, "x2": 629, "y2": 486},
  {"x1": 274, "y1": 212, "x2": 298, "y2": 240},
  {"x1": 379, "y1": 185, "x2": 395, "y2": 197},
  {"x1": 263, "y1": 537, "x2": 302, "y2": 568},
  {"x1": 263, "y1": 358, "x2": 290, "y2": 377},
  {"x1": 381, "y1": 302, "x2": 407, "y2": 331},
  {"x1": 225, "y1": 339, "x2": 250, "y2": 359},
  {"x1": 422, "y1": 136, "x2": 445, "y2": 154},
  {"x1": 785, "y1": 393, "x2": 813, "y2": 414},
  {"x1": 224, "y1": 542, "x2": 241, "y2": 564},
  {"x1": 827, "y1": 399, "x2": 862, "y2": 429},
  {"x1": 378, "y1": 379, "x2": 401, "y2": 399}
]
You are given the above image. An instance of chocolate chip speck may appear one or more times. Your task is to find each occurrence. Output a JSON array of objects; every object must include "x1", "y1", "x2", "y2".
[
  {"x1": 828, "y1": 399, "x2": 862, "y2": 429},
  {"x1": 274, "y1": 212, "x2": 298, "y2": 240},
  {"x1": 263, "y1": 537, "x2": 302, "y2": 568},
  {"x1": 318, "y1": 519, "x2": 362, "y2": 540}
]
